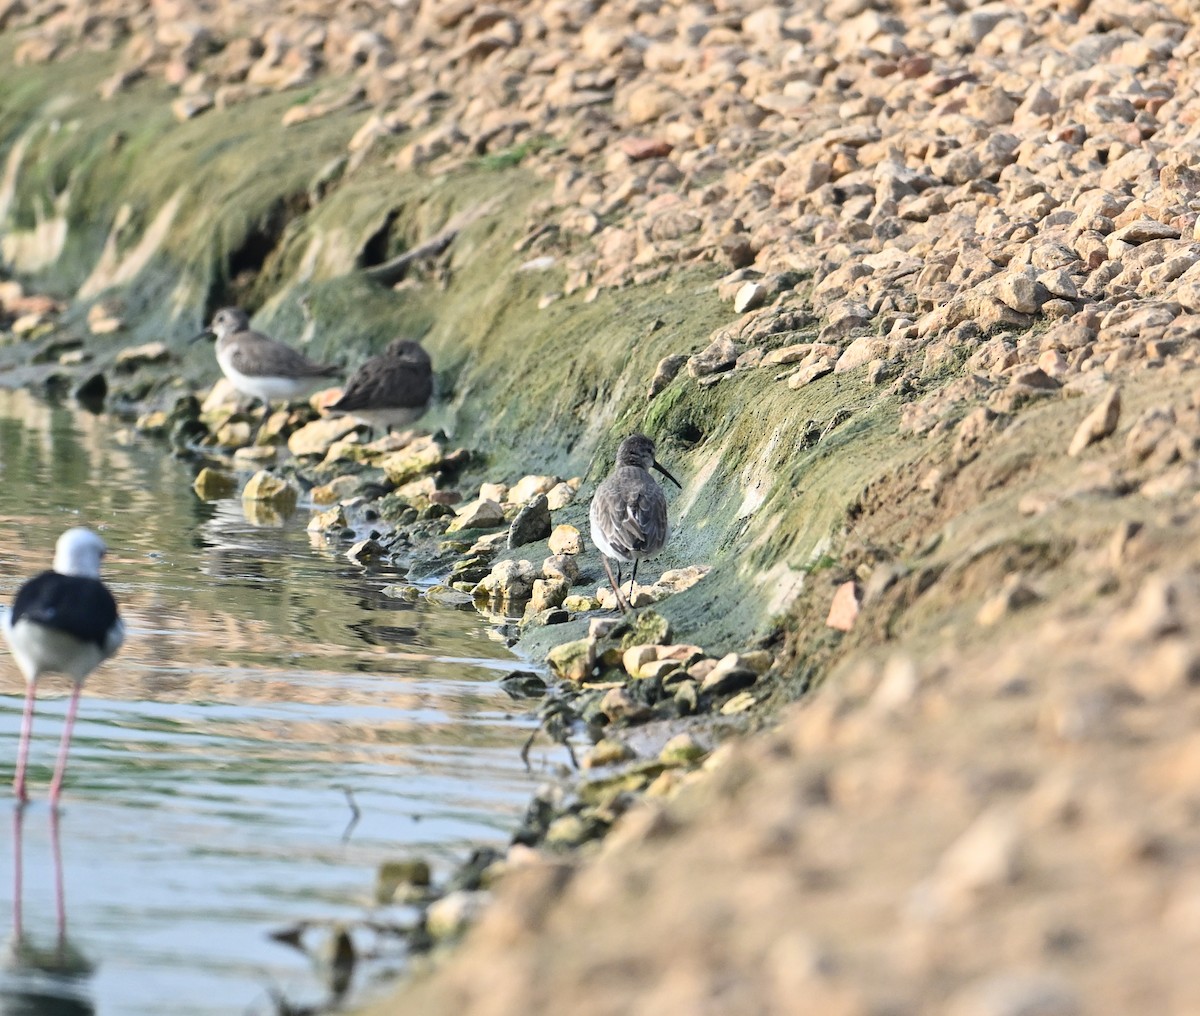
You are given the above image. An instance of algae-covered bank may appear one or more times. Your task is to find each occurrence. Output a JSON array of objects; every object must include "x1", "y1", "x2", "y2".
[{"x1": 6, "y1": 0, "x2": 1200, "y2": 1012}]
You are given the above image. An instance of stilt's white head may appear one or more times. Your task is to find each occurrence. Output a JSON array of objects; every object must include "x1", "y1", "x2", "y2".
[{"x1": 53, "y1": 527, "x2": 108, "y2": 578}]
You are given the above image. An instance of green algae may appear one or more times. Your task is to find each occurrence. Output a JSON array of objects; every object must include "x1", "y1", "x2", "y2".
[{"x1": 0, "y1": 50, "x2": 935, "y2": 658}]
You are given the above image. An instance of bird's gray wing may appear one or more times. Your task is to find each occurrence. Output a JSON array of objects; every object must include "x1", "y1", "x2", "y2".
[
  {"x1": 591, "y1": 472, "x2": 668, "y2": 558},
  {"x1": 229, "y1": 333, "x2": 338, "y2": 378}
]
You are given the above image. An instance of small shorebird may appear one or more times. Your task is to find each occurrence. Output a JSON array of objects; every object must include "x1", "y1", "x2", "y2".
[
  {"x1": 192, "y1": 306, "x2": 339, "y2": 420},
  {"x1": 589, "y1": 433, "x2": 682, "y2": 613},
  {"x1": 3, "y1": 528, "x2": 124, "y2": 806},
  {"x1": 327, "y1": 338, "x2": 433, "y2": 435}
]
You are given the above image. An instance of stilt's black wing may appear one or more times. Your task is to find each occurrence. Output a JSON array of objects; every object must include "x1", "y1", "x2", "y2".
[{"x1": 11, "y1": 571, "x2": 120, "y2": 649}]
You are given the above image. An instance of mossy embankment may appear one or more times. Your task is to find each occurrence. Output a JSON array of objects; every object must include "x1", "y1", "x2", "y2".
[{"x1": 0, "y1": 48, "x2": 922, "y2": 658}]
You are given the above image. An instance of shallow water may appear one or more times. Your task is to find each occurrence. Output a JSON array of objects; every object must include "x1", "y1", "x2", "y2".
[{"x1": 0, "y1": 389, "x2": 540, "y2": 1014}]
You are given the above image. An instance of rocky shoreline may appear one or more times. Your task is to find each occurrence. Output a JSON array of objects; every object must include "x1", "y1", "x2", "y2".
[{"x1": 6, "y1": 0, "x2": 1200, "y2": 1011}]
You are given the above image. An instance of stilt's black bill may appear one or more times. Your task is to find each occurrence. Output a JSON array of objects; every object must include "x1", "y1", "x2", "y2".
[{"x1": 189, "y1": 329, "x2": 215, "y2": 344}]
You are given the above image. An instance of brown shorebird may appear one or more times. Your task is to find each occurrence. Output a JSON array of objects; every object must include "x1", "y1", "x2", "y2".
[
  {"x1": 589, "y1": 433, "x2": 681, "y2": 613},
  {"x1": 4, "y1": 528, "x2": 124, "y2": 806},
  {"x1": 327, "y1": 338, "x2": 433, "y2": 435},
  {"x1": 191, "y1": 307, "x2": 339, "y2": 417}
]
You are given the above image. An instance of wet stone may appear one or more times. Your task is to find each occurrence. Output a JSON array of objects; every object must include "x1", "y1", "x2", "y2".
[
  {"x1": 346, "y1": 538, "x2": 388, "y2": 567},
  {"x1": 192, "y1": 467, "x2": 237, "y2": 500},
  {"x1": 546, "y1": 638, "x2": 597, "y2": 682},
  {"x1": 528, "y1": 577, "x2": 568, "y2": 613},
  {"x1": 446, "y1": 498, "x2": 506, "y2": 533},
  {"x1": 581, "y1": 738, "x2": 635, "y2": 769},
  {"x1": 620, "y1": 610, "x2": 671, "y2": 648},
  {"x1": 308, "y1": 506, "x2": 348, "y2": 533},
  {"x1": 700, "y1": 653, "x2": 759, "y2": 696},
  {"x1": 659, "y1": 733, "x2": 707, "y2": 765},
  {"x1": 288, "y1": 415, "x2": 361, "y2": 457},
  {"x1": 599, "y1": 687, "x2": 653, "y2": 724},
  {"x1": 380, "y1": 438, "x2": 444, "y2": 485},
  {"x1": 242, "y1": 470, "x2": 298, "y2": 509},
  {"x1": 425, "y1": 585, "x2": 475, "y2": 609},
  {"x1": 508, "y1": 493, "x2": 552, "y2": 548},
  {"x1": 375, "y1": 859, "x2": 432, "y2": 905}
]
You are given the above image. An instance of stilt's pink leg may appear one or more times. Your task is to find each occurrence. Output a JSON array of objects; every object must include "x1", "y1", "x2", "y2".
[
  {"x1": 48, "y1": 684, "x2": 83, "y2": 808},
  {"x1": 13, "y1": 682, "x2": 37, "y2": 803}
]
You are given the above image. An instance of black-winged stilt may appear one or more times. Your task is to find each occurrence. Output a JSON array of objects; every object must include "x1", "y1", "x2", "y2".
[{"x1": 3, "y1": 527, "x2": 124, "y2": 805}]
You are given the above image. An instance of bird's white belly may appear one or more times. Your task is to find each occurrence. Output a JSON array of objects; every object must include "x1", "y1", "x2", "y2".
[
  {"x1": 217, "y1": 349, "x2": 314, "y2": 403},
  {"x1": 2, "y1": 616, "x2": 112, "y2": 684}
]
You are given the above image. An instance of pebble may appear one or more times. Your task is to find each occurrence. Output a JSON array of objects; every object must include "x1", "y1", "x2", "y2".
[
  {"x1": 509, "y1": 474, "x2": 560, "y2": 505},
  {"x1": 287, "y1": 415, "x2": 360, "y2": 457},
  {"x1": 825, "y1": 581, "x2": 861, "y2": 632},
  {"x1": 548, "y1": 524, "x2": 583, "y2": 556},
  {"x1": 446, "y1": 498, "x2": 506, "y2": 533},
  {"x1": 699, "y1": 654, "x2": 760, "y2": 696}
]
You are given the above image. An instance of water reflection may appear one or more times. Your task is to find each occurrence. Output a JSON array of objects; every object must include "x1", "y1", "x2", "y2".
[
  {"x1": 2, "y1": 807, "x2": 94, "y2": 1016},
  {"x1": 0, "y1": 389, "x2": 538, "y2": 1014}
]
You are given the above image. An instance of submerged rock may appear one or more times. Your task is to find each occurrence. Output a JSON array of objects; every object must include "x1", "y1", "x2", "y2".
[
  {"x1": 242, "y1": 470, "x2": 298, "y2": 509},
  {"x1": 376, "y1": 859, "x2": 432, "y2": 905},
  {"x1": 192, "y1": 467, "x2": 237, "y2": 500}
]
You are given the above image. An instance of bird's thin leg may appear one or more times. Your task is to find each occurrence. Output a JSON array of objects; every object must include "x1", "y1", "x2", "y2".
[
  {"x1": 13, "y1": 681, "x2": 36, "y2": 803},
  {"x1": 48, "y1": 683, "x2": 83, "y2": 808},
  {"x1": 601, "y1": 556, "x2": 632, "y2": 614},
  {"x1": 627, "y1": 559, "x2": 640, "y2": 600}
]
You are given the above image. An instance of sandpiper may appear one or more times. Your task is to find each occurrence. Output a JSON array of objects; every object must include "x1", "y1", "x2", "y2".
[
  {"x1": 192, "y1": 306, "x2": 339, "y2": 415},
  {"x1": 327, "y1": 338, "x2": 433, "y2": 435},
  {"x1": 4, "y1": 528, "x2": 124, "y2": 805},
  {"x1": 589, "y1": 433, "x2": 682, "y2": 613}
]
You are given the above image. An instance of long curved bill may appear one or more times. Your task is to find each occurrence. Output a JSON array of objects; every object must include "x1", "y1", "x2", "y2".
[{"x1": 652, "y1": 459, "x2": 682, "y2": 489}]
